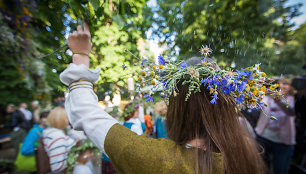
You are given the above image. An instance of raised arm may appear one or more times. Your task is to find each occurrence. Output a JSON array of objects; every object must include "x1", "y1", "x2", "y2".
[
  {"x1": 67, "y1": 19, "x2": 91, "y2": 67},
  {"x1": 60, "y1": 20, "x2": 118, "y2": 152}
]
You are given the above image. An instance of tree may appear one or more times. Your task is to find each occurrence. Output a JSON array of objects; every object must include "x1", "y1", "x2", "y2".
[
  {"x1": 0, "y1": 0, "x2": 75, "y2": 107},
  {"x1": 0, "y1": 0, "x2": 153, "y2": 108},
  {"x1": 293, "y1": 22, "x2": 306, "y2": 51},
  {"x1": 90, "y1": 0, "x2": 153, "y2": 98},
  {"x1": 152, "y1": 0, "x2": 303, "y2": 74}
]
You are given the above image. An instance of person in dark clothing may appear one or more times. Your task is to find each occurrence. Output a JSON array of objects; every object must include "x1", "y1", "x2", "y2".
[
  {"x1": 241, "y1": 109, "x2": 261, "y2": 128},
  {"x1": 6, "y1": 104, "x2": 32, "y2": 158},
  {"x1": 290, "y1": 76, "x2": 306, "y2": 173}
]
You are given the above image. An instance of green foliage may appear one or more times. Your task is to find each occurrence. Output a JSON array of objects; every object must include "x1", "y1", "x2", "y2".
[
  {"x1": 293, "y1": 22, "x2": 306, "y2": 51},
  {"x1": 0, "y1": 0, "x2": 152, "y2": 107},
  {"x1": 89, "y1": 1, "x2": 153, "y2": 97},
  {"x1": 153, "y1": 0, "x2": 304, "y2": 76},
  {"x1": 268, "y1": 40, "x2": 305, "y2": 75},
  {"x1": 0, "y1": 0, "x2": 73, "y2": 107},
  {"x1": 1, "y1": 0, "x2": 303, "y2": 108}
]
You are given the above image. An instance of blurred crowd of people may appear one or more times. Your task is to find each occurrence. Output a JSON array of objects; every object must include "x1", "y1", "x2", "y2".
[
  {"x1": 0, "y1": 75, "x2": 305, "y2": 174},
  {"x1": 0, "y1": 99, "x2": 97, "y2": 174}
]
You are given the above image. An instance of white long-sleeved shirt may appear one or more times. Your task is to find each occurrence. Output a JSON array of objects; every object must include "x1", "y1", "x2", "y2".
[{"x1": 60, "y1": 64, "x2": 118, "y2": 152}]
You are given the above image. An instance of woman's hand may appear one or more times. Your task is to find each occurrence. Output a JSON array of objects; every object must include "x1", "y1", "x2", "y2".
[{"x1": 67, "y1": 19, "x2": 91, "y2": 67}]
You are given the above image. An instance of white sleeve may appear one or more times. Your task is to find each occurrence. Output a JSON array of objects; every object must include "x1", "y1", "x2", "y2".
[
  {"x1": 131, "y1": 124, "x2": 143, "y2": 135},
  {"x1": 60, "y1": 63, "x2": 118, "y2": 152}
]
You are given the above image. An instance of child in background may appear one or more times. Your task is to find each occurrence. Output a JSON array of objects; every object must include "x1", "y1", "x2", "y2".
[
  {"x1": 122, "y1": 102, "x2": 145, "y2": 135},
  {"x1": 21, "y1": 111, "x2": 49, "y2": 155},
  {"x1": 144, "y1": 114, "x2": 153, "y2": 135},
  {"x1": 154, "y1": 101, "x2": 168, "y2": 138},
  {"x1": 73, "y1": 150, "x2": 95, "y2": 174}
]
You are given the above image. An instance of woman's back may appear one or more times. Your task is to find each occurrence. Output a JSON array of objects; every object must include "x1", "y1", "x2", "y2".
[
  {"x1": 105, "y1": 124, "x2": 224, "y2": 174},
  {"x1": 43, "y1": 127, "x2": 75, "y2": 173}
]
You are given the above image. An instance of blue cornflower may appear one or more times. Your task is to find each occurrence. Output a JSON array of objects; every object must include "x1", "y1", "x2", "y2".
[
  {"x1": 143, "y1": 94, "x2": 154, "y2": 103},
  {"x1": 220, "y1": 77, "x2": 235, "y2": 94},
  {"x1": 211, "y1": 75, "x2": 221, "y2": 88},
  {"x1": 141, "y1": 58, "x2": 147, "y2": 66},
  {"x1": 201, "y1": 78, "x2": 210, "y2": 87},
  {"x1": 229, "y1": 84, "x2": 236, "y2": 92},
  {"x1": 210, "y1": 94, "x2": 219, "y2": 104},
  {"x1": 222, "y1": 78, "x2": 228, "y2": 85},
  {"x1": 237, "y1": 81, "x2": 247, "y2": 92},
  {"x1": 207, "y1": 84, "x2": 214, "y2": 90},
  {"x1": 221, "y1": 86, "x2": 232, "y2": 95},
  {"x1": 237, "y1": 68, "x2": 248, "y2": 79},
  {"x1": 180, "y1": 62, "x2": 189, "y2": 71},
  {"x1": 238, "y1": 72, "x2": 247, "y2": 79},
  {"x1": 246, "y1": 71, "x2": 253, "y2": 80},
  {"x1": 122, "y1": 63, "x2": 127, "y2": 70},
  {"x1": 158, "y1": 55, "x2": 166, "y2": 65},
  {"x1": 236, "y1": 95, "x2": 245, "y2": 104}
]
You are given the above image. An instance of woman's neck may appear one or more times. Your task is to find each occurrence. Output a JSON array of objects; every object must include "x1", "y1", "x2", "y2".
[{"x1": 187, "y1": 138, "x2": 207, "y2": 151}]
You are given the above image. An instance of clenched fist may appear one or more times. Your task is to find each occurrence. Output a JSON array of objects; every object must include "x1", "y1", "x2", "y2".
[{"x1": 67, "y1": 19, "x2": 91, "y2": 67}]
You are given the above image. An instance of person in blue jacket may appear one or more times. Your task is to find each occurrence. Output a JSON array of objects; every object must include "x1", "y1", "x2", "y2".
[{"x1": 20, "y1": 111, "x2": 49, "y2": 155}]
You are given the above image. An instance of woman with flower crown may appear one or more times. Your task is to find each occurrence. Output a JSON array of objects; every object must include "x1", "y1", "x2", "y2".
[
  {"x1": 60, "y1": 21, "x2": 268, "y2": 174},
  {"x1": 121, "y1": 101, "x2": 146, "y2": 135}
]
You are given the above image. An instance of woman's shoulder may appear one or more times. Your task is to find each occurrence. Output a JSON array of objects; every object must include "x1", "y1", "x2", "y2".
[
  {"x1": 105, "y1": 124, "x2": 175, "y2": 155},
  {"x1": 43, "y1": 127, "x2": 65, "y2": 138}
]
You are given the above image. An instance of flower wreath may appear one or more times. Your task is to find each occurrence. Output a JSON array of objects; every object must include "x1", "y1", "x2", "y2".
[
  {"x1": 66, "y1": 139, "x2": 100, "y2": 172},
  {"x1": 121, "y1": 101, "x2": 139, "y2": 118},
  {"x1": 123, "y1": 45, "x2": 285, "y2": 120}
]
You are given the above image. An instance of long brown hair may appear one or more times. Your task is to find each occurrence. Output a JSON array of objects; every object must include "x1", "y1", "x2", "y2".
[{"x1": 166, "y1": 58, "x2": 265, "y2": 174}]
